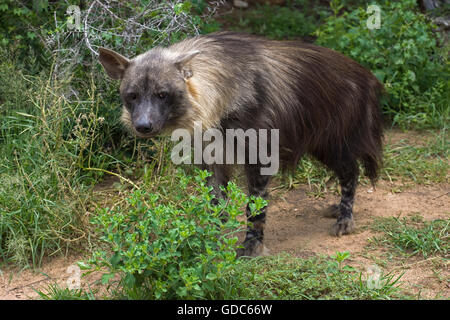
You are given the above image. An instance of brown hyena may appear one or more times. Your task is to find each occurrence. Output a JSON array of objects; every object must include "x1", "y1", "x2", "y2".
[{"x1": 99, "y1": 32, "x2": 384, "y2": 257}]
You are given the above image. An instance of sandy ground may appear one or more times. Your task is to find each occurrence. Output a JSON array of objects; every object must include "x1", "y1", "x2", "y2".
[
  {"x1": 1, "y1": 180, "x2": 448, "y2": 300},
  {"x1": 265, "y1": 181, "x2": 449, "y2": 298},
  {"x1": 0, "y1": 131, "x2": 448, "y2": 300}
]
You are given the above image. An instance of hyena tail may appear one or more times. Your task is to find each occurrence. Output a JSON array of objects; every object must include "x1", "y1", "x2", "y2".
[
  {"x1": 361, "y1": 91, "x2": 385, "y2": 187},
  {"x1": 362, "y1": 152, "x2": 382, "y2": 187}
]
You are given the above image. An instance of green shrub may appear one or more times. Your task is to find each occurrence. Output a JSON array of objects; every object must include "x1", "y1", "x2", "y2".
[
  {"x1": 228, "y1": 1, "x2": 328, "y2": 40},
  {"x1": 0, "y1": 0, "x2": 66, "y2": 72},
  {"x1": 86, "y1": 169, "x2": 266, "y2": 299},
  {"x1": 315, "y1": 0, "x2": 449, "y2": 129}
]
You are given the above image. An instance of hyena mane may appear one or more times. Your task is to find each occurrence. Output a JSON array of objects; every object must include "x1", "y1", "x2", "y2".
[{"x1": 99, "y1": 31, "x2": 385, "y2": 257}]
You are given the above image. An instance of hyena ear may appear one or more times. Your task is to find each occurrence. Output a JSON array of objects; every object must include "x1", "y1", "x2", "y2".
[
  {"x1": 174, "y1": 50, "x2": 201, "y2": 80},
  {"x1": 98, "y1": 47, "x2": 130, "y2": 80}
]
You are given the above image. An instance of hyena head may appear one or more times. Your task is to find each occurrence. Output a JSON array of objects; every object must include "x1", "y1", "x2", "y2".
[{"x1": 98, "y1": 47, "x2": 200, "y2": 138}]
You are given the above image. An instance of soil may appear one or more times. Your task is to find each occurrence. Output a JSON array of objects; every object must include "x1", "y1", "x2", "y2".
[
  {"x1": 264, "y1": 180, "x2": 449, "y2": 299},
  {"x1": 1, "y1": 131, "x2": 448, "y2": 300}
]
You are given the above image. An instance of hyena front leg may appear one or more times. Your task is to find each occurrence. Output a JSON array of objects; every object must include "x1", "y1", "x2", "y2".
[
  {"x1": 237, "y1": 164, "x2": 271, "y2": 257},
  {"x1": 204, "y1": 164, "x2": 231, "y2": 219}
]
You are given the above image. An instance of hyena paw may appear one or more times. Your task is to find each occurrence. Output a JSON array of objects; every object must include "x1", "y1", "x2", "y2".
[
  {"x1": 331, "y1": 216, "x2": 355, "y2": 237},
  {"x1": 236, "y1": 238, "x2": 270, "y2": 258},
  {"x1": 323, "y1": 204, "x2": 340, "y2": 219}
]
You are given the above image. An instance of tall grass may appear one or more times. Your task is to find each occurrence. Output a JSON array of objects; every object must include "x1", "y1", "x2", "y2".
[{"x1": 0, "y1": 53, "x2": 128, "y2": 267}]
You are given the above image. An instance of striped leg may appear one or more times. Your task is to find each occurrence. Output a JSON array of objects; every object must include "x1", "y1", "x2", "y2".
[
  {"x1": 237, "y1": 164, "x2": 271, "y2": 257},
  {"x1": 205, "y1": 164, "x2": 231, "y2": 206},
  {"x1": 324, "y1": 158, "x2": 358, "y2": 236},
  {"x1": 204, "y1": 165, "x2": 232, "y2": 224}
]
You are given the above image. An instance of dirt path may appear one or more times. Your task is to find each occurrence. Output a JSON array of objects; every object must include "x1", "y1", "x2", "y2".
[
  {"x1": 1, "y1": 180, "x2": 448, "y2": 300},
  {"x1": 266, "y1": 181, "x2": 449, "y2": 256},
  {"x1": 265, "y1": 181, "x2": 449, "y2": 298},
  {"x1": 1, "y1": 130, "x2": 448, "y2": 300}
]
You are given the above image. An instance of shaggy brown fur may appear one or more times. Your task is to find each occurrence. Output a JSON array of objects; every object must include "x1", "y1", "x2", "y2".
[{"x1": 99, "y1": 32, "x2": 385, "y2": 257}]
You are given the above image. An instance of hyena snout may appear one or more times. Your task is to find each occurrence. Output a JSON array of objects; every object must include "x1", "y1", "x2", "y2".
[
  {"x1": 132, "y1": 105, "x2": 166, "y2": 136},
  {"x1": 134, "y1": 114, "x2": 153, "y2": 134}
]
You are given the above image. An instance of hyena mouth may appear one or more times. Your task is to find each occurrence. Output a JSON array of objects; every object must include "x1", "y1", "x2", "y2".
[
  {"x1": 133, "y1": 130, "x2": 159, "y2": 139},
  {"x1": 132, "y1": 121, "x2": 166, "y2": 138}
]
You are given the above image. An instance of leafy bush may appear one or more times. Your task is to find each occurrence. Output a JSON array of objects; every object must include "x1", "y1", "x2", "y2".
[
  {"x1": 86, "y1": 169, "x2": 266, "y2": 299},
  {"x1": 0, "y1": 0, "x2": 66, "y2": 72},
  {"x1": 227, "y1": 1, "x2": 329, "y2": 40},
  {"x1": 315, "y1": 0, "x2": 449, "y2": 128}
]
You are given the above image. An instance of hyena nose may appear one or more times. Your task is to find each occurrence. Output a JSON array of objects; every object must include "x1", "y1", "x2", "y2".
[{"x1": 135, "y1": 120, "x2": 153, "y2": 134}]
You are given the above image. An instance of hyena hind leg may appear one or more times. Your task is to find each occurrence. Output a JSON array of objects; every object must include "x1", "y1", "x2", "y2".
[
  {"x1": 326, "y1": 160, "x2": 359, "y2": 237},
  {"x1": 236, "y1": 165, "x2": 271, "y2": 258},
  {"x1": 323, "y1": 204, "x2": 340, "y2": 219}
]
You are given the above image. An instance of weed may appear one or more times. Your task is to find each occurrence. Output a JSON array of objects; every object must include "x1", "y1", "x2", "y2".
[
  {"x1": 370, "y1": 216, "x2": 449, "y2": 258},
  {"x1": 224, "y1": 253, "x2": 407, "y2": 300},
  {"x1": 36, "y1": 284, "x2": 96, "y2": 300}
]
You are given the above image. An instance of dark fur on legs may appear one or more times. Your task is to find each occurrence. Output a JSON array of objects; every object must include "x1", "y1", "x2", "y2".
[
  {"x1": 205, "y1": 164, "x2": 231, "y2": 223},
  {"x1": 319, "y1": 150, "x2": 359, "y2": 236},
  {"x1": 204, "y1": 164, "x2": 269, "y2": 257},
  {"x1": 236, "y1": 164, "x2": 271, "y2": 257}
]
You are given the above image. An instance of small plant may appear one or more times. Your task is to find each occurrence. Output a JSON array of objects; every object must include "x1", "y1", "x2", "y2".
[
  {"x1": 332, "y1": 251, "x2": 351, "y2": 267},
  {"x1": 86, "y1": 169, "x2": 266, "y2": 299},
  {"x1": 36, "y1": 284, "x2": 96, "y2": 300},
  {"x1": 371, "y1": 216, "x2": 449, "y2": 258},
  {"x1": 225, "y1": 253, "x2": 406, "y2": 300}
]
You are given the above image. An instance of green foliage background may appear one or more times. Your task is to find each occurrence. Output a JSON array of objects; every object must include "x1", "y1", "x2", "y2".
[{"x1": 315, "y1": 0, "x2": 449, "y2": 129}]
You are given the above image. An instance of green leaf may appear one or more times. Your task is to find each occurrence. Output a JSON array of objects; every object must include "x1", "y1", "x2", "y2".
[
  {"x1": 206, "y1": 273, "x2": 217, "y2": 280},
  {"x1": 101, "y1": 273, "x2": 115, "y2": 285},
  {"x1": 76, "y1": 261, "x2": 91, "y2": 270}
]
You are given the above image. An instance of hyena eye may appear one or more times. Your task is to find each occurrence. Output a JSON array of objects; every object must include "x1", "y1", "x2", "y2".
[
  {"x1": 127, "y1": 92, "x2": 138, "y2": 101},
  {"x1": 157, "y1": 92, "x2": 168, "y2": 99}
]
